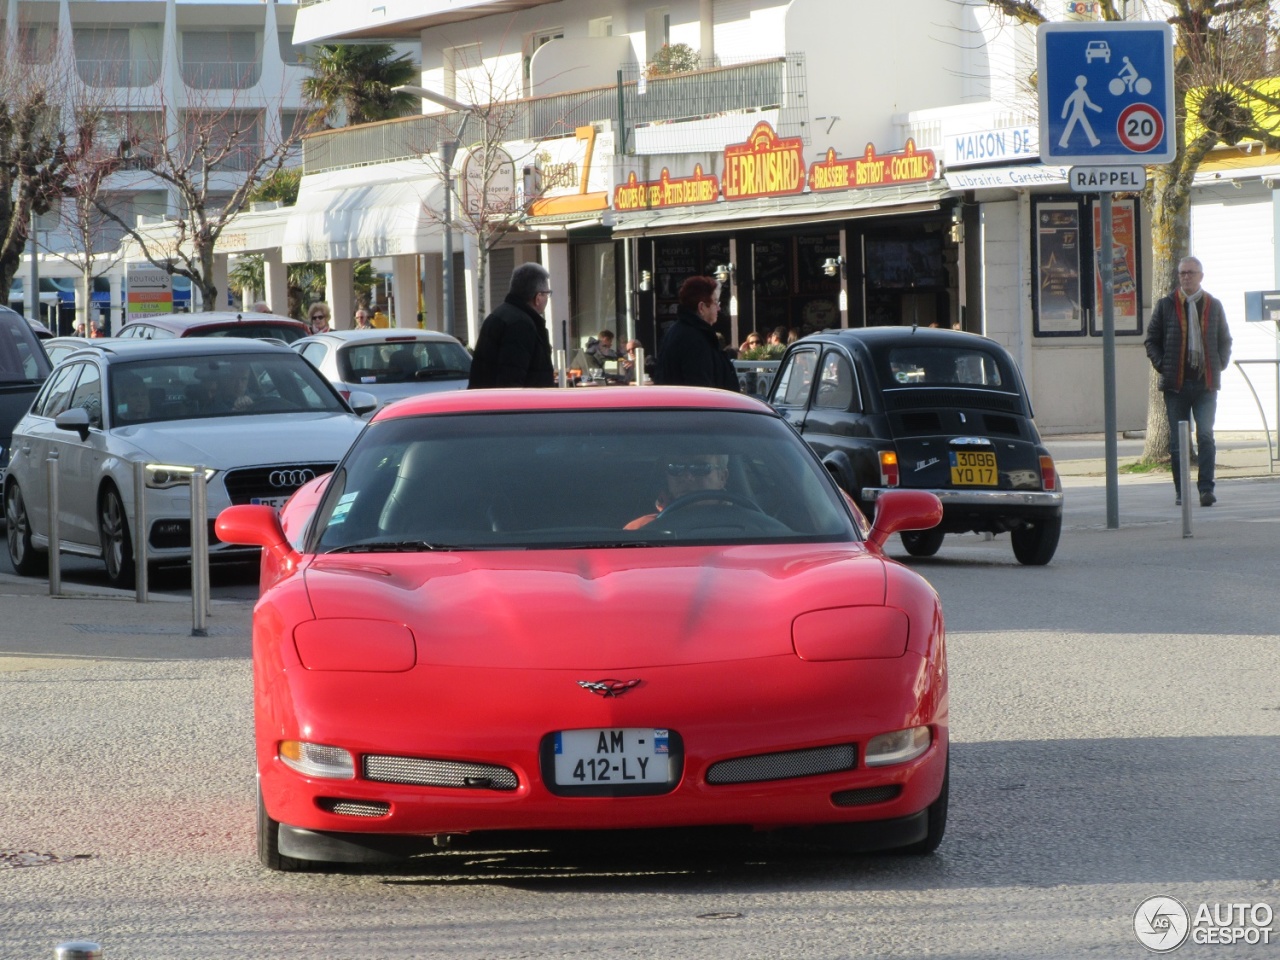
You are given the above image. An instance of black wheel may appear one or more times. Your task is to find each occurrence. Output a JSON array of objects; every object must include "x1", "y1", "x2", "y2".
[
  {"x1": 1011, "y1": 516, "x2": 1061, "y2": 566},
  {"x1": 257, "y1": 783, "x2": 310, "y2": 872},
  {"x1": 900, "y1": 528, "x2": 945, "y2": 557},
  {"x1": 898, "y1": 755, "x2": 949, "y2": 855},
  {"x1": 6, "y1": 483, "x2": 46, "y2": 576},
  {"x1": 98, "y1": 485, "x2": 136, "y2": 589}
]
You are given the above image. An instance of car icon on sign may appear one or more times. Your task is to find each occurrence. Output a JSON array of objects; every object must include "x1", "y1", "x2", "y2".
[{"x1": 1085, "y1": 40, "x2": 1111, "y2": 63}]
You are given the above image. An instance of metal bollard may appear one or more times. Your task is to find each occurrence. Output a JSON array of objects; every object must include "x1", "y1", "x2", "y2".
[
  {"x1": 46, "y1": 456, "x2": 61, "y2": 597},
  {"x1": 1179, "y1": 420, "x2": 1192, "y2": 538},
  {"x1": 133, "y1": 461, "x2": 148, "y2": 603},
  {"x1": 634, "y1": 347, "x2": 646, "y2": 386},
  {"x1": 554, "y1": 347, "x2": 568, "y2": 388},
  {"x1": 55, "y1": 942, "x2": 102, "y2": 959},
  {"x1": 190, "y1": 468, "x2": 209, "y2": 636}
]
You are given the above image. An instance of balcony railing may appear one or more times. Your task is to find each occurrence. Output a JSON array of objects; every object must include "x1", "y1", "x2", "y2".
[
  {"x1": 76, "y1": 59, "x2": 161, "y2": 88},
  {"x1": 302, "y1": 54, "x2": 807, "y2": 175},
  {"x1": 181, "y1": 61, "x2": 262, "y2": 90}
]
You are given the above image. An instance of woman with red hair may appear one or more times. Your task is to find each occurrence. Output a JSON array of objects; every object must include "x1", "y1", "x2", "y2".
[{"x1": 654, "y1": 276, "x2": 740, "y2": 391}]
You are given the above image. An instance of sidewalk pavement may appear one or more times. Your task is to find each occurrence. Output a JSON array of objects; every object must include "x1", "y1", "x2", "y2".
[{"x1": 1049, "y1": 433, "x2": 1276, "y2": 485}]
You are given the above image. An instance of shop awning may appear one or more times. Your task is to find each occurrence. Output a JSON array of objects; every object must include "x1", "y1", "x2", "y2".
[
  {"x1": 610, "y1": 180, "x2": 953, "y2": 238},
  {"x1": 282, "y1": 162, "x2": 447, "y2": 263}
]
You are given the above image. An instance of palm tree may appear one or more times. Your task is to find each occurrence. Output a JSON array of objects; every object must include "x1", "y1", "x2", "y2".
[{"x1": 302, "y1": 44, "x2": 419, "y2": 128}]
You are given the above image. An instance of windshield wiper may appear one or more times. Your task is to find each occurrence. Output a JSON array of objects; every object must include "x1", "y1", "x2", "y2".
[
  {"x1": 325, "y1": 540, "x2": 468, "y2": 553},
  {"x1": 559, "y1": 540, "x2": 660, "y2": 550}
]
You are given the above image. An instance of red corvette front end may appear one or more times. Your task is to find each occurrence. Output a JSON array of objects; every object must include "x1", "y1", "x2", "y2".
[{"x1": 218, "y1": 388, "x2": 948, "y2": 869}]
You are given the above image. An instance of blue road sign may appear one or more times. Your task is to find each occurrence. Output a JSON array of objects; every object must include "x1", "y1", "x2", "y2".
[{"x1": 1038, "y1": 21, "x2": 1175, "y2": 165}]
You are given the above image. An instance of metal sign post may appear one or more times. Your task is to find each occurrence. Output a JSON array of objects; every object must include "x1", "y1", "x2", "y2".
[{"x1": 1039, "y1": 20, "x2": 1174, "y2": 529}]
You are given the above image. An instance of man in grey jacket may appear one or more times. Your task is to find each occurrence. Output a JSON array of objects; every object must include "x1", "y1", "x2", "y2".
[{"x1": 1143, "y1": 256, "x2": 1232, "y2": 507}]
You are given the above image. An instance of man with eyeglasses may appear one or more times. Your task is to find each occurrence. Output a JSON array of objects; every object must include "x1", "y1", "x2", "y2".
[
  {"x1": 468, "y1": 262, "x2": 556, "y2": 389},
  {"x1": 1144, "y1": 255, "x2": 1232, "y2": 506},
  {"x1": 625, "y1": 454, "x2": 730, "y2": 530}
]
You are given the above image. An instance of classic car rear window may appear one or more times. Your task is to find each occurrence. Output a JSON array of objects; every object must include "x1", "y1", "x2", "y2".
[
  {"x1": 884, "y1": 347, "x2": 1006, "y2": 388},
  {"x1": 312, "y1": 409, "x2": 858, "y2": 551}
]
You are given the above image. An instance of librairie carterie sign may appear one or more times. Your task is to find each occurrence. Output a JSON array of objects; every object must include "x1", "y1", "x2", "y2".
[{"x1": 611, "y1": 121, "x2": 940, "y2": 211}]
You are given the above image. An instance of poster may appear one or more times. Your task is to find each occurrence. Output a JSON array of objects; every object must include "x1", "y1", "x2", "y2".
[
  {"x1": 1090, "y1": 198, "x2": 1143, "y2": 336},
  {"x1": 1035, "y1": 202, "x2": 1085, "y2": 336}
]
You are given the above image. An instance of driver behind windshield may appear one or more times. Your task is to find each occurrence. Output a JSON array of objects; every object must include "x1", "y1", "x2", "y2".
[{"x1": 625, "y1": 454, "x2": 730, "y2": 530}]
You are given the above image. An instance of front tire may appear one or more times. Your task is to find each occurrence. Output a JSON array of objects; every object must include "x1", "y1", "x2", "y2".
[
  {"x1": 897, "y1": 755, "x2": 949, "y2": 855},
  {"x1": 98, "y1": 485, "x2": 136, "y2": 589},
  {"x1": 1011, "y1": 516, "x2": 1061, "y2": 566},
  {"x1": 900, "y1": 528, "x2": 945, "y2": 557},
  {"x1": 6, "y1": 483, "x2": 46, "y2": 576},
  {"x1": 257, "y1": 784, "x2": 310, "y2": 872}
]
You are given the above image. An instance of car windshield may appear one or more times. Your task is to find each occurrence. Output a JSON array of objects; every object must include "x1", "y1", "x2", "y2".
[
  {"x1": 880, "y1": 346, "x2": 1008, "y2": 388},
  {"x1": 310, "y1": 409, "x2": 857, "y2": 552},
  {"x1": 190, "y1": 323, "x2": 307, "y2": 343},
  {"x1": 108, "y1": 353, "x2": 348, "y2": 425},
  {"x1": 338, "y1": 340, "x2": 471, "y2": 384}
]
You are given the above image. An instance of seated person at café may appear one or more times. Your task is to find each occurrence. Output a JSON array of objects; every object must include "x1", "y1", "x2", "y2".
[
  {"x1": 586, "y1": 329, "x2": 620, "y2": 364},
  {"x1": 625, "y1": 454, "x2": 731, "y2": 529}
]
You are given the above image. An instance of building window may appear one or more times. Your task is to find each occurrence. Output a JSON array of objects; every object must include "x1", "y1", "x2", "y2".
[
  {"x1": 444, "y1": 42, "x2": 482, "y2": 101},
  {"x1": 524, "y1": 28, "x2": 563, "y2": 93},
  {"x1": 588, "y1": 18, "x2": 613, "y2": 38}
]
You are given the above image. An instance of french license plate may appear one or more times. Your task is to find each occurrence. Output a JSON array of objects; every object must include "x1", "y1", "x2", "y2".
[
  {"x1": 250, "y1": 495, "x2": 289, "y2": 509},
  {"x1": 553, "y1": 728, "x2": 670, "y2": 786},
  {"x1": 949, "y1": 450, "x2": 997, "y2": 485}
]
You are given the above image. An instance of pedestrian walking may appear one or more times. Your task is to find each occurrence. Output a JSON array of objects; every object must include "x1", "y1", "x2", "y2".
[
  {"x1": 654, "y1": 276, "x2": 740, "y2": 391},
  {"x1": 1144, "y1": 255, "x2": 1232, "y2": 506},
  {"x1": 467, "y1": 262, "x2": 556, "y2": 389}
]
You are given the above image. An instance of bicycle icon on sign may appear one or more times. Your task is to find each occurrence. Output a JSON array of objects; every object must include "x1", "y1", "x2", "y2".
[{"x1": 1109, "y1": 56, "x2": 1152, "y2": 96}]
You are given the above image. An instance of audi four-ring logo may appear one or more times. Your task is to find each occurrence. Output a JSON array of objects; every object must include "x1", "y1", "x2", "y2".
[{"x1": 268, "y1": 469, "x2": 316, "y2": 488}]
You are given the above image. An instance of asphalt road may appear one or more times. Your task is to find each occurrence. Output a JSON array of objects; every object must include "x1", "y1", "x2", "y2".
[{"x1": 1, "y1": 476, "x2": 1278, "y2": 959}]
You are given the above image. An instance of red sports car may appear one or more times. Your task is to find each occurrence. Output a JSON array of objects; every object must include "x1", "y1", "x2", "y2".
[{"x1": 216, "y1": 386, "x2": 948, "y2": 871}]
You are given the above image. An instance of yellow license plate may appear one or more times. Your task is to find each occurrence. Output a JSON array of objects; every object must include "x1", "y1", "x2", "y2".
[{"x1": 949, "y1": 450, "x2": 997, "y2": 486}]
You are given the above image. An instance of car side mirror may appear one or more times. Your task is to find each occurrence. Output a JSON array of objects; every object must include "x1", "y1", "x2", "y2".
[
  {"x1": 54, "y1": 407, "x2": 91, "y2": 441},
  {"x1": 347, "y1": 390, "x2": 378, "y2": 416},
  {"x1": 867, "y1": 490, "x2": 943, "y2": 551}
]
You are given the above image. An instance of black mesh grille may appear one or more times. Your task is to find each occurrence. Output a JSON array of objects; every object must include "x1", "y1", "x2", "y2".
[
  {"x1": 222, "y1": 463, "x2": 336, "y2": 505},
  {"x1": 831, "y1": 784, "x2": 902, "y2": 807},
  {"x1": 706, "y1": 744, "x2": 856, "y2": 785},
  {"x1": 364, "y1": 755, "x2": 519, "y2": 791},
  {"x1": 317, "y1": 798, "x2": 390, "y2": 818},
  {"x1": 898, "y1": 412, "x2": 943, "y2": 435},
  {"x1": 883, "y1": 389, "x2": 1023, "y2": 414}
]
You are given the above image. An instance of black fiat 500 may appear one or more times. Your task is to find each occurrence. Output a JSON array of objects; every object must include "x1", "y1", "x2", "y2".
[{"x1": 768, "y1": 326, "x2": 1063, "y2": 564}]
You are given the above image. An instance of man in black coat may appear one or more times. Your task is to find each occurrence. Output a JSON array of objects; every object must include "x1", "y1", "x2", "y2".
[
  {"x1": 467, "y1": 262, "x2": 556, "y2": 388},
  {"x1": 1143, "y1": 255, "x2": 1232, "y2": 506},
  {"x1": 655, "y1": 275, "x2": 740, "y2": 391}
]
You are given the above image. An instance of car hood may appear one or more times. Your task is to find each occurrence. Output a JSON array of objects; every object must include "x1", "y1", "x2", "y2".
[
  {"x1": 302, "y1": 545, "x2": 887, "y2": 669},
  {"x1": 112, "y1": 412, "x2": 364, "y2": 466}
]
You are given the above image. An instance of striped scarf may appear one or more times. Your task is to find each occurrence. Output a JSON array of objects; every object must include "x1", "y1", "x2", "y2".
[{"x1": 1173, "y1": 289, "x2": 1215, "y2": 389}]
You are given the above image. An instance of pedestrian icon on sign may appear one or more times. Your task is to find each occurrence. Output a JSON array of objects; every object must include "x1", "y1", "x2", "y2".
[{"x1": 1060, "y1": 75, "x2": 1102, "y2": 148}]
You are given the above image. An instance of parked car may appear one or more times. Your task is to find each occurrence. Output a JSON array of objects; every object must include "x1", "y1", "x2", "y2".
[
  {"x1": 43, "y1": 336, "x2": 92, "y2": 365},
  {"x1": 293, "y1": 329, "x2": 471, "y2": 408},
  {"x1": 215, "y1": 386, "x2": 948, "y2": 871},
  {"x1": 115, "y1": 311, "x2": 310, "y2": 343},
  {"x1": 0, "y1": 306, "x2": 53, "y2": 486},
  {"x1": 4, "y1": 338, "x2": 372, "y2": 588},
  {"x1": 768, "y1": 326, "x2": 1064, "y2": 565}
]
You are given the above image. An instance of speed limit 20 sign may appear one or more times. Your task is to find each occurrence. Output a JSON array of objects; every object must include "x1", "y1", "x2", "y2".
[{"x1": 1038, "y1": 21, "x2": 1175, "y2": 165}]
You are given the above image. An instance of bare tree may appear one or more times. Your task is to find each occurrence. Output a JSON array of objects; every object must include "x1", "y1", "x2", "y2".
[
  {"x1": 0, "y1": 49, "x2": 75, "y2": 305},
  {"x1": 96, "y1": 77, "x2": 321, "y2": 311},
  {"x1": 984, "y1": 0, "x2": 1280, "y2": 461}
]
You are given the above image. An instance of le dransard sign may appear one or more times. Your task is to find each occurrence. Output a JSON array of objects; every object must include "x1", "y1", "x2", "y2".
[{"x1": 611, "y1": 121, "x2": 939, "y2": 211}]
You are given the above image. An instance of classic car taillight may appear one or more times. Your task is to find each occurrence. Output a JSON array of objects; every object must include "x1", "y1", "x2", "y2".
[
  {"x1": 879, "y1": 451, "x2": 900, "y2": 487},
  {"x1": 1039, "y1": 454, "x2": 1058, "y2": 491}
]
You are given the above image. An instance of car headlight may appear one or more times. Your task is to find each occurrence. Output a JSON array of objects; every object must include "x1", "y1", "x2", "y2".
[
  {"x1": 864, "y1": 726, "x2": 932, "y2": 767},
  {"x1": 144, "y1": 464, "x2": 217, "y2": 489},
  {"x1": 279, "y1": 740, "x2": 356, "y2": 779}
]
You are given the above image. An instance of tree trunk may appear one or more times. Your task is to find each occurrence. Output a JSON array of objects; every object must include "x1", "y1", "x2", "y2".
[{"x1": 1142, "y1": 367, "x2": 1169, "y2": 461}]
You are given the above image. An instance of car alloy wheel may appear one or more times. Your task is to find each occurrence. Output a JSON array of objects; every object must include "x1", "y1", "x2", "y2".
[
  {"x1": 98, "y1": 485, "x2": 136, "y2": 589},
  {"x1": 6, "y1": 483, "x2": 45, "y2": 576}
]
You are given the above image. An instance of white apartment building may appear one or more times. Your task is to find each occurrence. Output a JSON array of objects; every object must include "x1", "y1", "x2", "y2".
[{"x1": 8, "y1": 0, "x2": 314, "y2": 330}]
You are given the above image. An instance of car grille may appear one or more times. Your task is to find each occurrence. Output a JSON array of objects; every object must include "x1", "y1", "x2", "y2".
[
  {"x1": 363, "y1": 755, "x2": 519, "y2": 791},
  {"x1": 222, "y1": 463, "x2": 336, "y2": 505},
  {"x1": 883, "y1": 389, "x2": 1023, "y2": 414},
  {"x1": 705, "y1": 744, "x2": 856, "y2": 785},
  {"x1": 317, "y1": 798, "x2": 391, "y2": 818},
  {"x1": 831, "y1": 784, "x2": 902, "y2": 807}
]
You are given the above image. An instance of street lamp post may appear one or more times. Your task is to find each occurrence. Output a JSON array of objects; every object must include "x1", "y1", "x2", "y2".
[{"x1": 393, "y1": 85, "x2": 475, "y2": 342}]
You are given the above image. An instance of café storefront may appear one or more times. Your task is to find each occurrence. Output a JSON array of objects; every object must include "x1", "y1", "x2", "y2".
[{"x1": 608, "y1": 121, "x2": 960, "y2": 358}]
